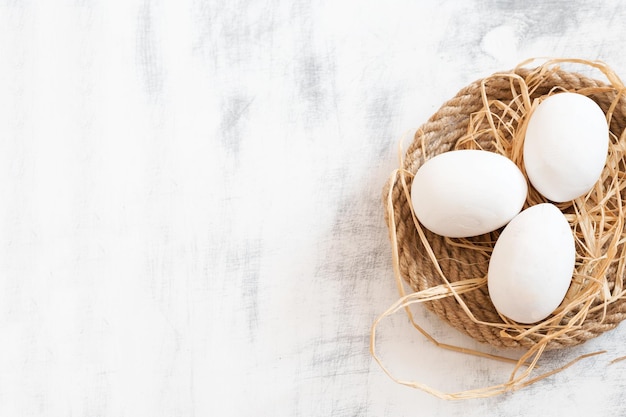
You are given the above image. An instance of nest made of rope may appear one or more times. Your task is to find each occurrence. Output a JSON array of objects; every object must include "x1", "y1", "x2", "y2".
[{"x1": 371, "y1": 59, "x2": 626, "y2": 399}]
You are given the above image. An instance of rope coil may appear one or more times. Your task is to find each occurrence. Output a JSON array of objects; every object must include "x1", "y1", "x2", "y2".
[{"x1": 372, "y1": 59, "x2": 626, "y2": 398}]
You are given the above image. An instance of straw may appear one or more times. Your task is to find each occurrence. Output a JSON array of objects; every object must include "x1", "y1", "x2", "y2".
[{"x1": 372, "y1": 58, "x2": 626, "y2": 399}]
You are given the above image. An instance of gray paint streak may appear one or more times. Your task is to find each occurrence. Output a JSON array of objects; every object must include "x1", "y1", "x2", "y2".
[{"x1": 137, "y1": 0, "x2": 164, "y2": 100}]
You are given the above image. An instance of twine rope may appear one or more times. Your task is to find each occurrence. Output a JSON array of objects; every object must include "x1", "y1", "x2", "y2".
[{"x1": 371, "y1": 58, "x2": 626, "y2": 399}]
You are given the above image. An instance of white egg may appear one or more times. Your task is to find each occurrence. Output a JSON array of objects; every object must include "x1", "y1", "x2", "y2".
[
  {"x1": 487, "y1": 203, "x2": 575, "y2": 324},
  {"x1": 410, "y1": 150, "x2": 527, "y2": 238},
  {"x1": 524, "y1": 92, "x2": 609, "y2": 202}
]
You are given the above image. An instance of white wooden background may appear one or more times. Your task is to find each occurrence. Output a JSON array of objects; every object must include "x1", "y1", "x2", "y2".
[{"x1": 3, "y1": 1, "x2": 626, "y2": 415}]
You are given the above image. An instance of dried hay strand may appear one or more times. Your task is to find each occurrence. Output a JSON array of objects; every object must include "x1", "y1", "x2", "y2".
[{"x1": 371, "y1": 58, "x2": 626, "y2": 399}]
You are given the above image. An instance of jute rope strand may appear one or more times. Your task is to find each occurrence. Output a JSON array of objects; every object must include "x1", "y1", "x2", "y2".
[{"x1": 371, "y1": 58, "x2": 626, "y2": 398}]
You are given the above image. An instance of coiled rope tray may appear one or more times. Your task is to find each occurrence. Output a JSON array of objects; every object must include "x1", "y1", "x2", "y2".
[{"x1": 371, "y1": 59, "x2": 626, "y2": 399}]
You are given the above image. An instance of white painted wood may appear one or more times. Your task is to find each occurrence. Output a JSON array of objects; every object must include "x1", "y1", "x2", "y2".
[{"x1": 1, "y1": 1, "x2": 626, "y2": 415}]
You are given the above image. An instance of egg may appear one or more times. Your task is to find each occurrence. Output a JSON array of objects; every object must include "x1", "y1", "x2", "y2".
[
  {"x1": 524, "y1": 92, "x2": 609, "y2": 202},
  {"x1": 487, "y1": 203, "x2": 575, "y2": 324},
  {"x1": 410, "y1": 150, "x2": 527, "y2": 238}
]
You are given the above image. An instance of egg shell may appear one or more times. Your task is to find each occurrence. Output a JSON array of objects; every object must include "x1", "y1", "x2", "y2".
[
  {"x1": 410, "y1": 150, "x2": 527, "y2": 238},
  {"x1": 487, "y1": 203, "x2": 575, "y2": 324},
  {"x1": 523, "y1": 92, "x2": 609, "y2": 202}
]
